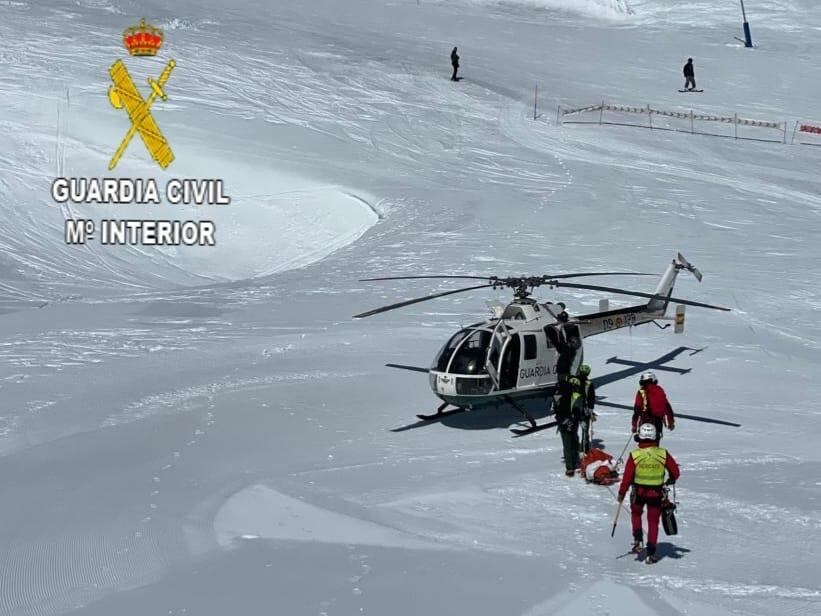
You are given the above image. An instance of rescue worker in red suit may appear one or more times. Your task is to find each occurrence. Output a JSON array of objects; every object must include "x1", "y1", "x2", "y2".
[
  {"x1": 618, "y1": 423, "x2": 681, "y2": 564},
  {"x1": 632, "y1": 371, "x2": 675, "y2": 438}
]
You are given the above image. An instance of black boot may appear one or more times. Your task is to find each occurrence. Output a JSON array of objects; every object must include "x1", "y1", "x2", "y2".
[{"x1": 632, "y1": 530, "x2": 644, "y2": 553}]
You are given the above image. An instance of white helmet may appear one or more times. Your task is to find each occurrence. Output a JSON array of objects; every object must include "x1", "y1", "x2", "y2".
[
  {"x1": 639, "y1": 371, "x2": 657, "y2": 384},
  {"x1": 638, "y1": 423, "x2": 658, "y2": 441}
]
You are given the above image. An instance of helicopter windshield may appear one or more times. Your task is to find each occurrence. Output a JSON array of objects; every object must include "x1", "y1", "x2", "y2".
[
  {"x1": 432, "y1": 328, "x2": 471, "y2": 372},
  {"x1": 448, "y1": 329, "x2": 492, "y2": 375}
]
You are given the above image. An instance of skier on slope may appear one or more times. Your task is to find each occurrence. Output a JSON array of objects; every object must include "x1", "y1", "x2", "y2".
[
  {"x1": 553, "y1": 378, "x2": 584, "y2": 477},
  {"x1": 577, "y1": 364, "x2": 597, "y2": 453},
  {"x1": 617, "y1": 423, "x2": 681, "y2": 564},
  {"x1": 632, "y1": 371, "x2": 675, "y2": 439},
  {"x1": 451, "y1": 46, "x2": 460, "y2": 81},
  {"x1": 683, "y1": 58, "x2": 696, "y2": 91}
]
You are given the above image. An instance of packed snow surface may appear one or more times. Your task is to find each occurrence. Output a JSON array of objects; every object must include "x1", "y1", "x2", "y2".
[{"x1": 1, "y1": 0, "x2": 821, "y2": 615}]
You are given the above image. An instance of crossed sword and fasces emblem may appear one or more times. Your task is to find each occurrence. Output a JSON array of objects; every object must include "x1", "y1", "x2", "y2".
[{"x1": 107, "y1": 59, "x2": 176, "y2": 170}]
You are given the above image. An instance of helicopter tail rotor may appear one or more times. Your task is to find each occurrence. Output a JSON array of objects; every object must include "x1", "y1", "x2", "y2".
[
  {"x1": 677, "y1": 252, "x2": 703, "y2": 282},
  {"x1": 643, "y1": 253, "x2": 710, "y2": 314}
]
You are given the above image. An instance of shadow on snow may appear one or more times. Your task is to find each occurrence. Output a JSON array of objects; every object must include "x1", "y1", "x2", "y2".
[{"x1": 389, "y1": 346, "x2": 728, "y2": 433}]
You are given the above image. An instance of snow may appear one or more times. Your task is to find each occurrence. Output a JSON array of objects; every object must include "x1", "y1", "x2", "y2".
[
  {"x1": 213, "y1": 484, "x2": 443, "y2": 549},
  {"x1": 2, "y1": 0, "x2": 821, "y2": 615}
]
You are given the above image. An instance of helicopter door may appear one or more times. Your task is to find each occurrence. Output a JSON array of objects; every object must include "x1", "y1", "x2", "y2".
[
  {"x1": 485, "y1": 320, "x2": 510, "y2": 390},
  {"x1": 498, "y1": 334, "x2": 521, "y2": 391},
  {"x1": 550, "y1": 323, "x2": 582, "y2": 378},
  {"x1": 565, "y1": 323, "x2": 582, "y2": 375}
]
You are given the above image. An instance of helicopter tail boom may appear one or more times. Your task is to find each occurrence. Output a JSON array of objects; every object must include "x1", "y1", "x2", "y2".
[
  {"x1": 646, "y1": 253, "x2": 701, "y2": 314},
  {"x1": 577, "y1": 253, "x2": 711, "y2": 337}
]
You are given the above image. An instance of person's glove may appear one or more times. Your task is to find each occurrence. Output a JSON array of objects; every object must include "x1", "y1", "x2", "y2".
[
  {"x1": 617, "y1": 494, "x2": 625, "y2": 503},
  {"x1": 591, "y1": 412, "x2": 598, "y2": 422},
  {"x1": 665, "y1": 478, "x2": 676, "y2": 486},
  {"x1": 668, "y1": 421, "x2": 675, "y2": 431}
]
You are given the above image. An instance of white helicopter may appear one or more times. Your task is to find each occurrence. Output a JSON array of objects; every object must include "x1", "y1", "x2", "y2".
[{"x1": 354, "y1": 253, "x2": 730, "y2": 435}]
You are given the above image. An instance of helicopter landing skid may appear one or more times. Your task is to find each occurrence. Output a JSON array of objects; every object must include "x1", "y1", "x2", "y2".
[
  {"x1": 502, "y1": 395, "x2": 544, "y2": 436},
  {"x1": 416, "y1": 402, "x2": 466, "y2": 421}
]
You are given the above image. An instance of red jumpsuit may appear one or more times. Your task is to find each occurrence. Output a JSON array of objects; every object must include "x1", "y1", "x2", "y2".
[
  {"x1": 632, "y1": 383, "x2": 675, "y2": 433},
  {"x1": 618, "y1": 441, "x2": 680, "y2": 556}
]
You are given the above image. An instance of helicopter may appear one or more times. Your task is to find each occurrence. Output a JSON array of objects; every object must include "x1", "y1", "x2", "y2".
[{"x1": 354, "y1": 253, "x2": 731, "y2": 436}]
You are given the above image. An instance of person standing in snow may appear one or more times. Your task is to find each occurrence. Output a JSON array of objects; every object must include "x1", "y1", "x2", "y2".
[
  {"x1": 553, "y1": 378, "x2": 584, "y2": 476},
  {"x1": 683, "y1": 58, "x2": 696, "y2": 91},
  {"x1": 577, "y1": 364, "x2": 597, "y2": 453},
  {"x1": 617, "y1": 423, "x2": 681, "y2": 564},
  {"x1": 632, "y1": 371, "x2": 675, "y2": 439},
  {"x1": 450, "y1": 46, "x2": 460, "y2": 81}
]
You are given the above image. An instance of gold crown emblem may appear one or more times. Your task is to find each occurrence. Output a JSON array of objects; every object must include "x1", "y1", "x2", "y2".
[{"x1": 122, "y1": 18, "x2": 164, "y2": 57}]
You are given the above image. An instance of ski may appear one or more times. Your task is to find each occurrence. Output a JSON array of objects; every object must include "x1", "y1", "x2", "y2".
[
  {"x1": 617, "y1": 543, "x2": 646, "y2": 560},
  {"x1": 510, "y1": 420, "x2": 558, "y2": 437},
  {"x1": 616, "y1": 547, "x2": 644, "y2": 560},
  {"x1": 678, "y1": 89, "x2": 703, "y2": 92}
]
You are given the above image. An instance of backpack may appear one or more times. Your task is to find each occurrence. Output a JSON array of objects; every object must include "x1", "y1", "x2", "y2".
[{"x1": 661, "y1": 487, "x2": 678, "y2": 535}]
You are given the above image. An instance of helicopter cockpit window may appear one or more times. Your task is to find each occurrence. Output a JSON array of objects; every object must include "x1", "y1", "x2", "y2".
[
  {"x1": 564, "y1": 324, "x2": 582, "y2": 349},
  {"x1": 544, "y1": 325, "x2": 559, "y2": 348},
  {"x1": 449, "y1": 330, "x2": 492, "y2": 375},
  {"x1": 432, "y1": 328, "x2": 470, "y2": 372},
  {"x1": 523, "y1": 334, "x2": 537, "y2": 360},
  {"x1": 501, "y1": 306, "x2": 526, "y2": 320}
]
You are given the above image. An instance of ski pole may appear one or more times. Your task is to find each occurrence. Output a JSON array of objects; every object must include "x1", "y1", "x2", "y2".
[
  {"x1": 606, "y1": 484, "x2": 631, "y2": 516},
  {"x1": 616, "y1": 431, "x2": 634, "y2": 466},
  {"x1": 610, "y1": 498, "x2": 622, "y2": 537},
  {"x1": 590, "y1": 413, "x2": 595, "y2": 447}
]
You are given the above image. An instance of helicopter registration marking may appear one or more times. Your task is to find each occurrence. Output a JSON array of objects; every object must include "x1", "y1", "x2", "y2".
[{"x1": 602, "y1": 314, "x2": 637, "y2": 331}]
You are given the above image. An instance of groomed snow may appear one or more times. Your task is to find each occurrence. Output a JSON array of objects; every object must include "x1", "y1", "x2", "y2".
[{"x1": 1, "y1": 1, "x2": 820, "y2": 615}]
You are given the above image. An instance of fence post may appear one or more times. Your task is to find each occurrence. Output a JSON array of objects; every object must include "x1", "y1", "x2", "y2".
[
  {"x1": 734, "y1": 113, "x2": 738, "y2": 139},
  {"x1": 534, "y1": 85, "x2": 538, "y2": 120},
  {"x1": 690, "y1": 109, "x2": 694, "y2": 134},
  {"x1": 783, "y1": 120, "x2": 787, "y2": 144},
  {"x1": 647, "y1": 104, "x2": 653, "y2": 129},
  {"x1": 790, "y1": 120, "x2": 799, "y2": 144},
  {"x1": 599, "y1": 100, "x2": 605, "y2": 125},
  {"x1": 556, "y1": 104, "x2": 561, "y2": 126}
]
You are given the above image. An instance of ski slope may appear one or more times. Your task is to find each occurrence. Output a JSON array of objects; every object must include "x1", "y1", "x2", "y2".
[{"x1": 1, "y1": 0, "x2": 821, "y2": 615}]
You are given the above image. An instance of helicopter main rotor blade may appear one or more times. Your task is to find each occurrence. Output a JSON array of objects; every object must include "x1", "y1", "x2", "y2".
[
  {"x1": 353, "y1": 283, "x2": 495, "y2": 318},
  {"x1": 545, "y1": 272, "x2": 655, "y2": 280},
  {"x1": 596, "y1": 400, "x2": 741, "y2": 427},
  {"x1": 553, "y1": 281, "x2": 731, "y2": 312},
  {"x1": 360, "y1": 272, "x2": 654, "y2": 283},
  {"x1": 676, "y1": 412, "x2": 741, "y2": 428},
  {"x1": 360, "y1": 275, "x2": 490, "y2": 282}
]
